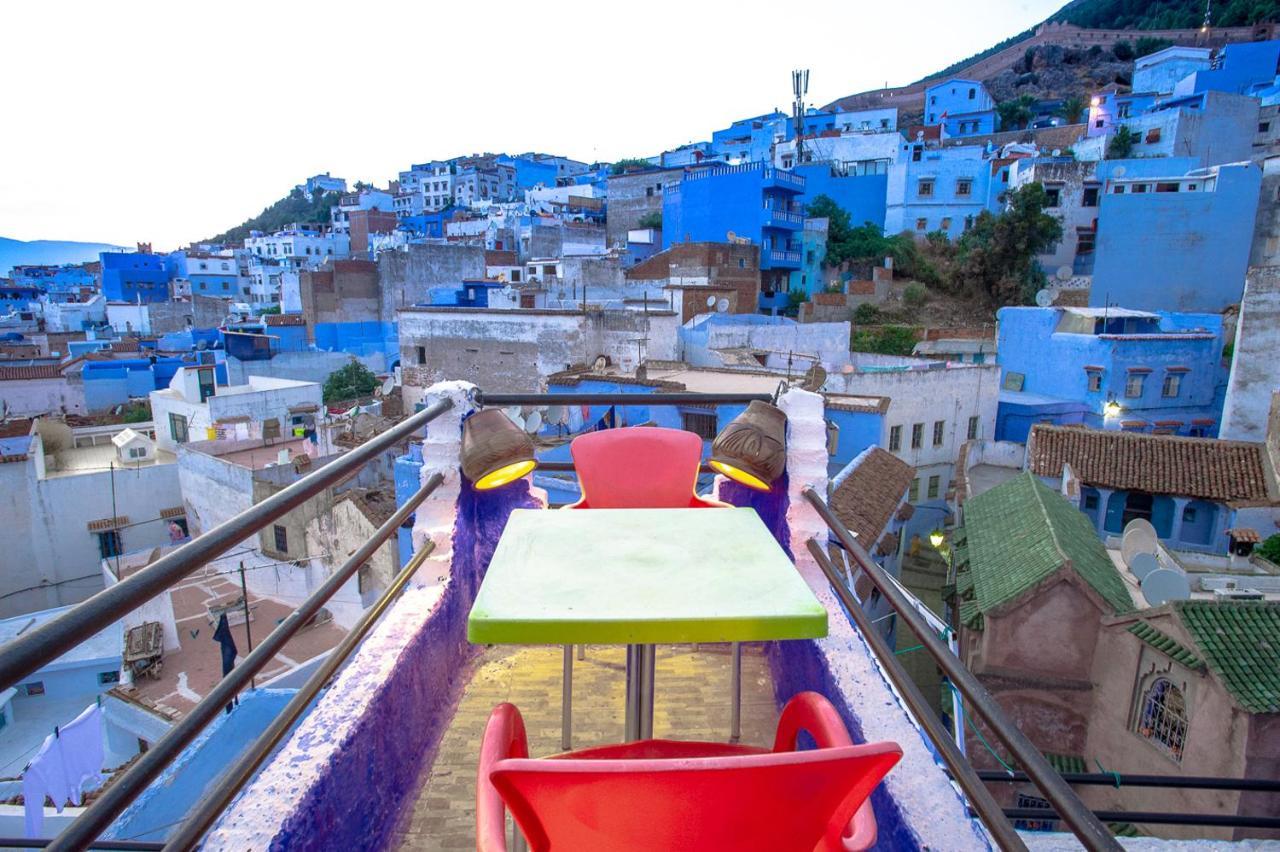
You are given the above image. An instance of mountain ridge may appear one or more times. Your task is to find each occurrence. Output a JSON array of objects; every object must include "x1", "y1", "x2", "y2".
[{"x1": 0, "y1": 236, "x2": 125, "y2": 277}]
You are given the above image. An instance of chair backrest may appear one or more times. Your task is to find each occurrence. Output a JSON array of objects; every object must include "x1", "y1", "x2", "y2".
[
  {"x1": 569, "y1": 427, "x2": 706, "y2": 509},
  {"x1": 490, "y1": 743, "x2": 901, "y2": 852}
]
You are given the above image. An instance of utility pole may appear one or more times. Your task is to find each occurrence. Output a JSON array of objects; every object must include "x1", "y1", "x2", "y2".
[
  {"x1": 109, "y1": 462, "x2": 122, "y2": 580},
  {"x1": 792, "y1": 69, "x2": 810, "y2": 165},
  {"x1": 238, "y1": 561, "x2": 256, "y2": 688}
]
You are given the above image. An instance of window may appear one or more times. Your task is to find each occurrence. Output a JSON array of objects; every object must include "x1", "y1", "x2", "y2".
[
  {"x1": 908, "y1": 478, "x2": 920, "y2": 502},
  {"x1": 273, "y1": 525, "x2": 289, "y2": 554},
  {"x1": 656, "y1": 400, "x2": 716, "y2": 441},
  {"x1": 967, "y1": 415, "x2": 979, "y2": 440},
  {"x1": 915, "y1": 218, "x2": 928, "y2": 232},
  {"x1": 1095, "y1": 118, "x2": 1105, "y2": 128},
  {"x1": 932, "y1": 420, "x2": 945, "y2": 447},
  {"x1": 1133, "y1": 183, "x2": 1149, "y2": 194},
  {"x1": 738, "y1": 258, "x2": 746, "y2": 269},
  {"x1": 1162, "y1": 373, "x2": 1182, "y2": 398},
  {"x1": 888, "y1": 425, "x2": 902, "y2": 451},
  {"x1": 1125, "y1": 373, "x2": 1146, "y2": 398},
  {"x1": 967, "y1": 87, "x2": 976, "y2": 100},
  {"x1": 98, "y1": 670, "x2": 120, "y2": 685},
  {"x1": 169, "y1": 413, "x2": 188, "y2": 444},
  {"x1": 1084, "y1": 493, "x2": 1099, "y2": 510},
  {"x1": 1087, "y1": 370, "x2": 1103, "y2": 393},
  {"x1": 128, "y1": 446, "x2": 146, "y2": 459},
  {"x1": 955, "y1": 179, "x2": 972, "y2": 197},
  {"x1": 940, "y1": 217, "x2": 952, "y2": 231},
  {"x1": 416, "y1": 345, "x2": 426, "y2": 365},
  {"x1": 910, "y1": 423, "x2": 924, "y2": 449},
  {"x1": 1261, "y1": 121, "x2": 1272, "y2": 133},
  {"x1": 1135, "y1": 677, "x2": 1187, "y2": 761},
  {"x1": 1082, "y1": 186, "x2": 1100, "y2": 207},
  {"x1": 1044, "y1": 186, "x2": 1061, "y2": 207},
  {"x1": 927, "y1": 475, "x2": 940, "y2": 499},
  {"x1": 1183, "y1": 506, "x2": 1198, "y2": 524},
  {"x1": 22, "y1": 681, "x2": 45, "y2": 697},
  {"x1": 197, "y1": 368, "x2": 216, "y2": 402},
  {"x1": 1145, "y1": 128, "x2": 1162, "y2": 144},
  {"x1": 1155, "y1": 182, "x2": 1180, "y2": 193},
  {"x1": 1076, "y1": 230, "x2": 1096, "y2": 256},
  {"x1": 917, "y1": 179, "x2": 934, "y2": 197},
  {"x1": 97, "y1": 530, "x2": 122, "y2": 559}
]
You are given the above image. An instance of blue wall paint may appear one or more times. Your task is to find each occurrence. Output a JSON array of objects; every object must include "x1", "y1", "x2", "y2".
[
  {"x1": 1091, "y1": 162, "x2": 1261, "y2": 312},
  {"x1": 100, "y1": 252, "x2": 171, "y2": 304},
  {"x1": 995, "y1": 307, "x2": 1226, "y2": 441},
  {"x1": 795, "y1": 166, "x2": 888, "y2": 230}
]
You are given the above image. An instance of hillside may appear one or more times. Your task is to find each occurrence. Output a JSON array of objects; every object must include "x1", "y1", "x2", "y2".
[
  {"x1": 1052, "y1": 0, "x2": 1274, "y2": 31},
  {"x1": 205, "y1": 188, "x2": 344, "y2": 245},
  {"x1": 0, "y1": 236, "x2": 124, "y2": 276},
  {"x1": 827, "y1": 0, "x2": 1275, "y2": 114}
]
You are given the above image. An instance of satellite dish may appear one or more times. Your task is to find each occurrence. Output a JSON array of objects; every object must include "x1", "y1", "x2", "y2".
[
  {"x1": 504, "y1": 406, "x2": 525, "y2": 431},
  {"x1": 715, "y1": 298, "x2": 730, "y2": 313},
  {"x1": 706, "y1": 295, "x2": 717, "y2": 307},
  {"x1": 840, "y1": 364, "x2": 854, "y2": 375},
  {"x1": 801, "y1": 364, "x2": 828, "y2": 392},
  {"x1": 380, "y1": 376, "x2": 395, "y2": 396},
  {"x1": 1055, "y1": 265, "x2": 1073, "y2": 281},
  {"x1": 1124, "y1": 518, "x2": 1158, "y2": 541},
  {"x1": 524, "y1": 410, "x2": 543, "y2": 433},
  {"x1": 1121, "y1": 522, "x2": 1159, "y2": 565},
  {"x1": 1141, "y1": 567, "x2": 1191, "y2": 606},
  {"x1": 592, "y1": 355, "x2": 608, "y2": 371},
  {"x1": 1128, "y1": 552, "x2": 1160, "y2": 582},
  {"x1": 1035, "y1": 289, "x2": 1054, "y2": 308},
  {"x1": 544, "y1": 404, "x2": 565, "y2": 426},
  {"x1": 1112, "y1": 165, "x2": 1126, "y2": 178}
]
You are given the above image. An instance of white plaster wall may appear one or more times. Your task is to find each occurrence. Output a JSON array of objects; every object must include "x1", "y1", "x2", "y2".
[
  {"x1": 1221, "y1": 267, "x2": 1280, "y2": 442},
  {"x1": 0, "y1": 376, "x2": 85, "y2": 416},
  {"x1": 701, "y1": 320, "x2": 852, "y2": 370}
]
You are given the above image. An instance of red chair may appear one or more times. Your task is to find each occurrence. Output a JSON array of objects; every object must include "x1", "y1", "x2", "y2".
[
  {"x1": 477, "y1": 692, "x2": 899, "y2": 852},
  {"x1": 565, "y1": 426, "x2": 725, "y2": 509},
  {"x1": 559, "y1": 427, "x2": 728, "y2": 749}
]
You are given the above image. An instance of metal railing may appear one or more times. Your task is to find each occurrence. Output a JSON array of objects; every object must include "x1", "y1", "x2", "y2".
[{"x1": 801, "y1": 486, "x2": 1124, "y2": 852}]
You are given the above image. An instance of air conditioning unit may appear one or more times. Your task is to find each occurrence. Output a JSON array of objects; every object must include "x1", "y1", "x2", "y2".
[{"x1": 1213, "y1": 588, "x2": 1264, "y2": 601}]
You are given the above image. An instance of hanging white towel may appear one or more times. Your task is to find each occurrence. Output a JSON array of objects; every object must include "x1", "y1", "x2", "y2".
[
  {"x1": 23, "y1": 733, "x2": 69, "y2": 838},
  {"x1": 58, "y1": 703, "x2": 104, "y2": 805}
]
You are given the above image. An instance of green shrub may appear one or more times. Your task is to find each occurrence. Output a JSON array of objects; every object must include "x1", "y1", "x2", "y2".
[
  {"x1": 1113, "y1": 41, "x2": 1134, "y2": 61},
  {"x1": 637, "y1": 211, "x2": 662, "y2": 230},
  {"x1": 323, "y1": 359, "x2": 379, "y2": 403},
  {"x1": 903, "y1": 283, "x2": 929, "y2": 307},
  {"x1": 853, "y1": 302, "x2": 882, "y2": 324},
  {"x1": 851, "y1": 325, "x2": 918, "y2": 356},
  {"x1": 1259, "y1": 534, "x2": 1280, "y2": 565}
]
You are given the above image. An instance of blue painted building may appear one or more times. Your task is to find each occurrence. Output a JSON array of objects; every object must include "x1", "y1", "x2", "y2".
[
  {"x1": 0, "y1": 284, "x2": 41, "y2": 309},
  {"x1": 1175, "y1": 39, "x2": 1280, "y2": 98},
  {"x1": 82, "y1": 353, "x2": 228, "y2": 412},
  {"x1": 790, "y1": 218, "x2": 829, "y2": 297},
  {"x1": 497, "y1": 155, "x2": 560, "y2": 191},
  {"x1": 1133, "y1": 46, "x2": 1212, "y2": 95},
  {"x1": 100, "y1": 252, "x2": 171, "y2": 304},
  {"x1": 709, "y1": 111, "x2": 789, "y2": 164},
  {"x1": 1084, "y1": 89, "x2": 1159, "y2": 138},
  {"x1": 662, "y1": 163, "x2": 806, "y2": 305},
  {"x1": 1090, "y1": 161, "x2": 1262, "y2": 313},
  {"x1": 924, "y1": 79, "x2": 995, "y2": 132},
  {"x1": 885, "y1": 144, "x2": 1000, "y2": 240},
  {"x1": 1079, "y1": 90, "x2": 1259, "y2": 166},
  {"x1": 10, "y1": 264, "x2": 97, "y2": 296},
  {"x1": 794, "y1": 164, "x2": 888, "y2": 230},
  {"x1": 994, "y1": 306, "x2": 1226, "y2": 443}
]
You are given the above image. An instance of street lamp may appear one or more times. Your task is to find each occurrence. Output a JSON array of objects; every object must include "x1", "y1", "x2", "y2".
[
  {"x1": 929, "y1": 529, "x2": 946, "y2": 549},
  {"x1": 1103, "y1": 399, "x2": 1122, "y2": 419}
]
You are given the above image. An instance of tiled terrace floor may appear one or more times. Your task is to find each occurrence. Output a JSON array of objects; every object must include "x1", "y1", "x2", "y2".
[{"x1": 394, "y1": 643, "x2": 778, "y2": 850}]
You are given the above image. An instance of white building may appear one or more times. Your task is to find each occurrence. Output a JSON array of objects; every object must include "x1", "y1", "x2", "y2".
[
  {"x1": 774, "y1": 126, "x2": 901, "y2": 173},
  {"x1": 0, "y1": 419, "x2": 182, "y2": 618},
  {"x1": 243, "y1": 228, "x2": 350, "y2": 269},
  {"x1": 397, "y1": 163, "x2": 455, "y2": 214},
  {"x1": 0, "y1": 358, "x2": 86, "y2": 416},
  {"x1": 40, "y1": 295, "x2": 106, "y2": 333},
  {"x1": 149, "y1": 367, "x2": 324, "y2": 453}
]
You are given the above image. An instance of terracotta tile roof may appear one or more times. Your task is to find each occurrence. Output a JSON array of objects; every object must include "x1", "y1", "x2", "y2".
[
  {"x1": 1027, "y1": 424, "x2": 1275, "y2": 507},
  {"x1": 265, "y1": 313, "x2": 306, "y2": 327},
  {"x1": 0, "y1": 357, "x2": 82, "y2": 380},
  {"x1": 830, "y1": 448, "x2": 914, "y2": 548},
  {"x1": 824, "y1": 394, "x2": 891, "y2": 415},
  {"x1": 1227, "y1": 527, "x2": 1261, "y2": 543}
]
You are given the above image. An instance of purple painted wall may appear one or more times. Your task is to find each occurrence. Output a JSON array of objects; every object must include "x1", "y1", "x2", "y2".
[
  {"x1": 250, "y1": 479, "x2": 539, "y2": 852},
  {"x1": 719, "y1": 470, "x2": 793, "y2": 560}
]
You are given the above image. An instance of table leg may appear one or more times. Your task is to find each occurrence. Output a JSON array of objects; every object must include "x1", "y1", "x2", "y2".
[
  {"x1": 561, "y1": 645, "x2": 573, "y2": 751},
  {"x1": 624, "y1": 644, "x2": 656, "y2": 741},
  {"x1": 730, "y1": 641, "x2": 742, "y2": 743}
]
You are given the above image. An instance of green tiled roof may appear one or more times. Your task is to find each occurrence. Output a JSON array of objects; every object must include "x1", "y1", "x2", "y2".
[
  {"x1": 1043, "y1": 752, "x2": 1087, "y2": 774},
  {"x1": 1126, "y1": 621, "x2": 1205, "y2": 670},
  {"x1": 952, "y1": 472, "x2": 1133, "y2": 627},
  {"x1": 1175, "y1": 600, "x2": 1280, "y2": 714}
]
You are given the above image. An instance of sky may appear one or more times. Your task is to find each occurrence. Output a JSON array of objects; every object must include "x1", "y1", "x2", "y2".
[{"x1": 0, "y1": 0, "x2": 1066, "y2": 249}]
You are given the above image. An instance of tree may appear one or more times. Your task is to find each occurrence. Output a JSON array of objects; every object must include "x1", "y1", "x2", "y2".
[
  {"x1": 996, "y1": 95, "x2": 1037, "y2": 131},
  {"x1": 323, "y1": 359, "x2": 379, "y2": 403},
  {"x1": 851, "y1": 325, "x2": 919, "y2": 356},
  {"x1": 1112, "y1": 40, "x2": 1135, "y2": 61},
  {"x1": 1259, "y1": 534, "x2": 1280, "y2": 565},
  {"x1": 1106, "y1": 126, "x2": 1137, "y2": 160},
  {"x1": 951, "y1": 183, "x2": 1063, "y2": 307},
  {"x1": 637, "y1": 212, "x2": 663, "y2": 230},
  {"x1": 806, "y1": 195, "x2": 940, "y2": 284},
  {"x1": 1057, "y1": 96, "x2": 1085, "y2": 124},
  {"x1": 1135, "y1": 36, "x2": 1173, "y2": 58},
  {"x1": 610, "y1": 158, "x2": 653, "y2": 175},
  {"x1": 258, "y1": 305, "x2": 282, "y2": 315}
]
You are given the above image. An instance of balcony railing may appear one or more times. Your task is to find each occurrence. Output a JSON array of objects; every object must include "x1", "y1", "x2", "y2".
[
  {"x1": 767, "y1": 249, "x2": 802, "y2": 264},
  {"x1": 0, "y1": 391, "x2": 1271, "y2": 849}
]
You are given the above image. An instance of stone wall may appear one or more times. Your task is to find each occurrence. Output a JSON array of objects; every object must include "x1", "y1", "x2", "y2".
[
  {"x1": 1221, "y1": 266, "x2": 1280, "y2": 442},
  {"x1": 376, "y1": 243, "x2": 486, "y2": 321},
  {"x1": 605, "y1": 169, "x2": 683, "y2": 247},
  {"x1": 301, "y1": 260, "x2": 380, "y2": 330}
]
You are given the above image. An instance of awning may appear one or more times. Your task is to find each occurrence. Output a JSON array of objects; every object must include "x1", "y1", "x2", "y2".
[
  {"x1": 288, "y1": 403, "x2": 320, "y2": 414},
  {"x1": 87, "y1": 516, "x2": 128, "y2": 532},
  {"x1": 159, "y1": 506, "x2": 186, "y2": 519},
  {"x1": 1226, "y1": 527, "x2": 1261, "y2": 543}
]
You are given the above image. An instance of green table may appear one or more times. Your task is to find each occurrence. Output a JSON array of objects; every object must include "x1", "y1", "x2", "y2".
[{"x1": 469, "y1": 507, "x2": 828, "y2": 741}]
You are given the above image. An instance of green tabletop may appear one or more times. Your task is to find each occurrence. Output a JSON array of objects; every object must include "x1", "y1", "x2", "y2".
[{"x1": 468, "y1": 507, "x2": 828, "y2": 645}]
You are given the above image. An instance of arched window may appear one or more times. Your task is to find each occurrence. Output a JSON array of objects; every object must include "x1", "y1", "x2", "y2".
[{"x1": 1135, "y1": 677, "x2": 1187, "y2": 761}]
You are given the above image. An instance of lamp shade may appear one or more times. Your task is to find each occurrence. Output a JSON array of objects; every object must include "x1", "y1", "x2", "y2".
[
  {"x1": 929, "y1": 529, "x2": 946, "y2": 549},
  {"x1": 461, "y1": 408, "x2": 537, "y2": 490},
  {"x1": 709, "y1": 400, "x2": 787, "y2": 491}
]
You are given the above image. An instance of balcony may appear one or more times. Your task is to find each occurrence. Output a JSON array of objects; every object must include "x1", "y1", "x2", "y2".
[
  {"x1": 1, "y1": 387, "x2": 1273, "y2": 851},
  {"x1": 764, "y1": 248, "x2": 803, "y2": 270},
  {"x1": 761, "y1": 203, "x2": 804, "y2": 230},
  {"x1": 761, "y1": 167, "x2": 806, "y2": 192}
]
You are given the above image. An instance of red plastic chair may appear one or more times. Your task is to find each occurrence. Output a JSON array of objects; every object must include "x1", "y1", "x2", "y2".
[
  {"x1": 565, "y1": 426, "x2": 725, "y2": 509},
  {"x1": 477, "y1": 692, "x2": 900, "y2": 852}
]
